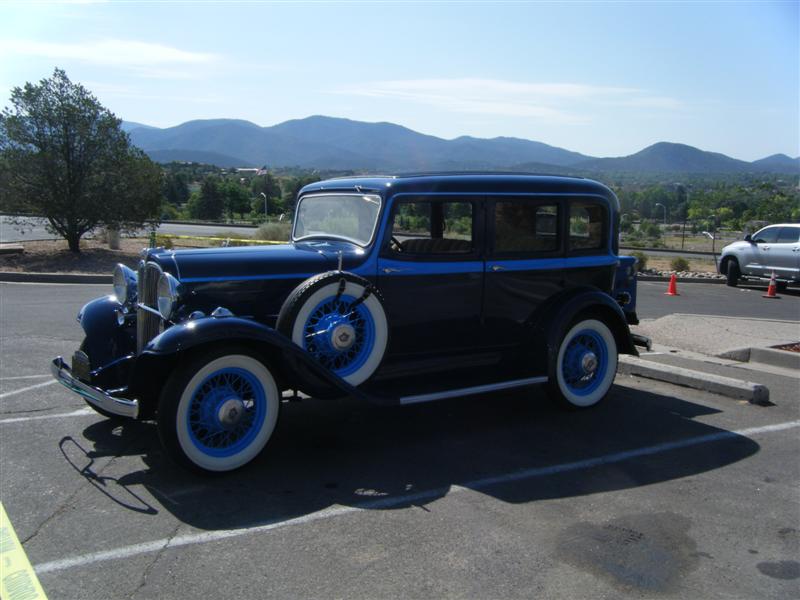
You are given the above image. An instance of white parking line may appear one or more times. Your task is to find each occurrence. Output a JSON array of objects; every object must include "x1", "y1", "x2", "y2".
[
  {"x1": 0, "y1": 408, "x2": 94, "y2": 424},
  {"x1": 0, "y1": 374, "x2": 51, "y2": 381},
  {"x1": 33, "y1": 419, "x2": 800, "y2": 575},
  {"x1": 0, "y1": 380, "x2": 56, "y2": 399}
]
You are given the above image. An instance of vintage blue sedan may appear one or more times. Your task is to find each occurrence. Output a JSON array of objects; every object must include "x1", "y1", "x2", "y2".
[{"x1": 52, "y1": 174, "x2": 644, "y2": 473}]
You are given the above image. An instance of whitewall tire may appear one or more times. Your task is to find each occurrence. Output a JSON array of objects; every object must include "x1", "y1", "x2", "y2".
[
  {"x1": 158, "y1": 350, "x2": 280, "y2": 473},
  {"x1": 550, "y1": 318, "x2": 618, "y2": 408}
]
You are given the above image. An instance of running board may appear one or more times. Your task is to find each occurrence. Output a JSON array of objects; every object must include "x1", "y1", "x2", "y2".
[{"x1": 399, "y1": 376, "x2": 548, "y2": 405}]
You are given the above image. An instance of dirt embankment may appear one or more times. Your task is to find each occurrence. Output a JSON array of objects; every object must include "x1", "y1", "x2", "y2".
[{"x1": 0, "y1": 239, "x2": 145, "y2": 274}]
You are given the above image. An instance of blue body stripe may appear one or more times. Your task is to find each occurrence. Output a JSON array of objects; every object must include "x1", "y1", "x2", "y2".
[
  {"x1": 180, "y1": 273, "x2": 314, "y2": 283},
  {"x1": 377, "y1": 259, "x2": 484, "y2": 276},
  {"x1": 489, "y1": 255, "x2": 619, "y2": 273},
  {"x1": 180, "y1": 256, "x2": 617, "y2": 282},
  {"x1": 377, "y1": 254, "x2": 618, "y2": 276}
]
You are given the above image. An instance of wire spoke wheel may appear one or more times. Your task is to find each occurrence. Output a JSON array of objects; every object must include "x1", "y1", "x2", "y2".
[
  {"x1": 278, "y1": 272, "x2": 388, "y2": 386},
  {"x1": 551, "y1": 318, "x2": 618, "y2": 409},
  {"x1": 158, "y1": 351, "x2": 280, "y2": 473}
]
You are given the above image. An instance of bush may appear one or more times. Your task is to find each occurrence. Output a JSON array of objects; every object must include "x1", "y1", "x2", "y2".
[
  {"x1": 161, "y1": 203, "x2": 180, "y2": 221},
  {"x1": 255, "y1": 222, "x2": 292, "y2": 242},
  {"x1": 639, "y1": 220, "x2": 662, "y2": 239},
  {"x1": 630, "y1": 251, "x2": 648, "y2": 272},
  {"x1": 155, "y1": 235, "x2": 174, "y2": 249},
  {"x1": 670, "y1": 257, "x2": 690, "y2": 272}
]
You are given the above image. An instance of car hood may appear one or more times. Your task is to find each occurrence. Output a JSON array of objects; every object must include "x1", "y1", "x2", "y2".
[
  {"x1": 721, "y1": 240, "x2": 750, "y2": 253},
  {"x1": 160, "y1": 243, "x2": 334, "y2": 282}
]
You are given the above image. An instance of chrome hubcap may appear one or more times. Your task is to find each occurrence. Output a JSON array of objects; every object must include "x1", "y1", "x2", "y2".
[
  {"x1": 331, "y1": 323, "x2": 356, "y2": 351},
  {"x1": 217, "y1": 397, "x2": 245, "y2": 428},
  {"x1": 581, "y1": 352, "x2": 598, "y2": 375}
]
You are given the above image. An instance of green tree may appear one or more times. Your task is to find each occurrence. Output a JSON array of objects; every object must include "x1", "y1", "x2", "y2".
[
  {"x1": 187, "y1": 176, "x2": 224, "y2": 220},
  {"x1": 0, "y1": 68, "x2": 162, "y2": 252},
  {"x1": 282, "y1": 175, "x2": 321, "y2": 216},
  {"x1": 250, "y1": 171, "x2": 283, "y2": 217},
  {"x1": 163, "y1": 172, "x2": 190, "y2": 206},
  {"x1": 222, "y1": 180, "x2": 251, "y2": 221}
]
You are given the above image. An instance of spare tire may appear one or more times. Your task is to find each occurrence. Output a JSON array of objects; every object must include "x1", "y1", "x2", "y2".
[{"x1": 277, "y1": 272, "x2": 388, "y2": 386}]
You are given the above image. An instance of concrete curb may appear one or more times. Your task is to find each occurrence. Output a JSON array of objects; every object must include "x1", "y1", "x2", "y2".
[
  {"x1": 0, "y1": 271, "x2": 111, "y2": 284},
  {"x1": 638, "y1": 275, "x2": 726, "y2": 284},
  {"x1": 621, "y1": 246, "x2": 716, "y2": 257},
  {"x1": 618, "y1": 355, "x2": 770, "y2": 405},
  {"x1": 720, "y1": 346, "x2": 800, "y2": 370}
]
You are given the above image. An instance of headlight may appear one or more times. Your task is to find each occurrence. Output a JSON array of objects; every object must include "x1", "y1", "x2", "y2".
[
  {"x1": 157, "y1": 272, "x2": 180, "y2": 320},
  {"x1": 112, "y1": 264, "x2": 137, "y2": 304}
]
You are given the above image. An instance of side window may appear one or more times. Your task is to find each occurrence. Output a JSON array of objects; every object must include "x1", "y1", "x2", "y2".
[
  {"x1": 753, "y1": 227, "x2": 780, "y2": 244},
  {"x1": 776, "y1": 227, "x2": 800, "y2": 243},
  {"x1": 569, "y1": 201, "x2": 606, "y2": 251},
  {"x1": 494, "y1": 202, "x2": 559, "y2": 254},
  {"x1": 390, "y1": 200, "x2": 473, "y2": 255}
]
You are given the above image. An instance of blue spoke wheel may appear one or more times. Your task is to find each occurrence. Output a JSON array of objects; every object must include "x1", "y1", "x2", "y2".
[
  {"x1": 551, "y1": 318, "x2": 617, "y2": 408},
  {"x1": 158, "y1": 350, "x2": 280, "y2": 473},
  {"x1": 277, "y1": 272, "x2": 388, "y2": 386}
]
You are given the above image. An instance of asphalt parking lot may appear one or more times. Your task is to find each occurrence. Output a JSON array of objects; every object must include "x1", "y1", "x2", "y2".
[{"x1": 1, "y1": 282, "x2": 799, "y2": 599}]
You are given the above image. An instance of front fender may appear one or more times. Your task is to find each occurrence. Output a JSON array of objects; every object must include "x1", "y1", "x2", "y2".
[
  {"x1": 140, "y1": 316, "x2": 381, "y2": 403},
  {"x1": 77, "y1": 295, "x2": 136, "y2": 368}
]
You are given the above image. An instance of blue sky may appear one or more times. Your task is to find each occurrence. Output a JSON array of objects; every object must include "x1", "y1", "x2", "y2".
[{"x1": 0, "y1": 1, "x2": 797, "y2": 160}]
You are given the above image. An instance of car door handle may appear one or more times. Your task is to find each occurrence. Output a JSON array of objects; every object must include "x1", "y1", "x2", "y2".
[
  {"x1": 490, "y1": 265, "x2": 506, "y2": 272},
  {"x1": 382, "y1": 267, "x2": 408, "y2": 274}
]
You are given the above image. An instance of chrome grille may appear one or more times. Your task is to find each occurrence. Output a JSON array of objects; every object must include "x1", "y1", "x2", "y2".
[{"x1": 137, "y1": 261, "x2": 163, "y2": 353}]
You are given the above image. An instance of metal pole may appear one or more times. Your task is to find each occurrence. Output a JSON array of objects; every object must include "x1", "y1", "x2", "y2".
[
  {"x1": 260, "y1": 192, "x2": 267, "y2": 222},
  {"x1": 681, "y1": 188, "x2": 688, "y2": 250}
]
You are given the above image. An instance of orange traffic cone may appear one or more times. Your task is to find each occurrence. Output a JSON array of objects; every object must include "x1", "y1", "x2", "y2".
[
  {"x1": 763, "y1": 272, "x2": 781, "y2": 299},
  {"x1": 665, "y1": 273, "x2": 679, "y2": 296}
]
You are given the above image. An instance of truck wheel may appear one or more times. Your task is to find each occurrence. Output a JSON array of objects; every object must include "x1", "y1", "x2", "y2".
[
  {"x1": 548, "y1": 318, "x2": 618, "y2": 409},
  {"x1": 157, "y1": 347, "x2": 280, "y2": 473},
  {"x1": 726, "y1": 259, "x2": 740, "y2": 287},
  {"x1": 277, "y1": 272, "x2": 388, "y2": 386}
]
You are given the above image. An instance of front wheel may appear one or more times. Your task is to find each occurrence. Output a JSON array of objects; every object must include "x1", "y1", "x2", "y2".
[
  {"x1": 157, "y1": 348, "x2": 280, "y2": 473},
  {"x1": 726, "y1": 259, "x2": 740, "y2": 287},
  {"x1": 548, "y1": 318, "x2": 618, "y2": 409}
]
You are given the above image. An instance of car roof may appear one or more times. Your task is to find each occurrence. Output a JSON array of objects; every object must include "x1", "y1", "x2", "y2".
[
  {"x1": 759, "y1": 223, "x2": 800, "y2": 228},
  {"x1": 299, "y1": 172, "x2": 617, "y2": 201}
]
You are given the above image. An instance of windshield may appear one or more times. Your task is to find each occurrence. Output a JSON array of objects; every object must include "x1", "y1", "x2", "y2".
[{"x1": 293, "y1": 193, "x2": 382, "y2": 246}]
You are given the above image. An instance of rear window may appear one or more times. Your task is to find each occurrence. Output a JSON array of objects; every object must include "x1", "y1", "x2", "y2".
[
  {"x1": 569, "y1": 201, "x2": 606, "y2": 251},
  {"x1": 777, "y1": 227, "x2": 800, "y2": 243},
  {"x1": 493, "y1": 202, "x2": 559, "y2": 254}
]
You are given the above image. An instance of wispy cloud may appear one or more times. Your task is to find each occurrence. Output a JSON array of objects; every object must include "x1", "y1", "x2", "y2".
[
  {"x1": 332, "y1": 78, "x2": 682, "y2": 123},
  {"x1": 0, "y1": 38, "x2": 218, "y2": 77}
]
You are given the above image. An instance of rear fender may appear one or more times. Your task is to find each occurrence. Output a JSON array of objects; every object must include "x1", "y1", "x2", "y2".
[
  {"x1": 528, "y1": 287, "x2": 637, "y2": 368},
  {"x1": 138, "y1": 316, "x2": 378, "y2": 405}
]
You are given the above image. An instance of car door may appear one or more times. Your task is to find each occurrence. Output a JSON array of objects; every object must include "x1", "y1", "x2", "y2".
[
  {"x1": 376, "y1": 196, "x2": 485, "y2": 356},
  {"x1": 770, "y1": 226, "x2": 800, "y2": 280},
  {"x1": 483, "y1": 198, "x2": 564, "y2": 347},
  {"x1": 750, "y1": 226, "x2": 782, "y2": 277}
]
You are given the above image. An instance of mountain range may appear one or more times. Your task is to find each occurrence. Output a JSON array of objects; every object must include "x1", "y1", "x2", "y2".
[{"x1": 124, "y1": 115, "x2": 800, "y2": 175}]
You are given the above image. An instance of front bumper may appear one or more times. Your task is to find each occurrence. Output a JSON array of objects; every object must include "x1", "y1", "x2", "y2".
[{"x1": 51, "y1": 356, "x2": 139, "y2": 419}]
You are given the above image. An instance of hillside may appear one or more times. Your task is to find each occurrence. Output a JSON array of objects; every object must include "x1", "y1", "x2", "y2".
[{"x1": 123, "y1": 117, "x2": 800, "y2": 175}]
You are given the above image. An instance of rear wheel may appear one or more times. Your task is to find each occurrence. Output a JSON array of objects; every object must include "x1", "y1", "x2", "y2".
[
  {"x1": 726, "y1": 259, "x2": 740, "y2": 287},
  {"x1": 157, "y1": 347, "x2": 280, "y2": 473},
  {"x1": 548, "y1": 318, "x2": 618, "y2": 409}
]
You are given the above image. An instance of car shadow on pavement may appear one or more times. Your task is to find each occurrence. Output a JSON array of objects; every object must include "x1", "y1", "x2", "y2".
[{"x1": 74, "y1": 383, "x2": 758, "y2": 531}]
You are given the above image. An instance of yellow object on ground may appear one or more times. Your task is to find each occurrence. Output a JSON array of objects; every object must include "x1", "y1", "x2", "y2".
[{"x1": 0, "y1": 502, "x2": 47, "y2": 600}]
